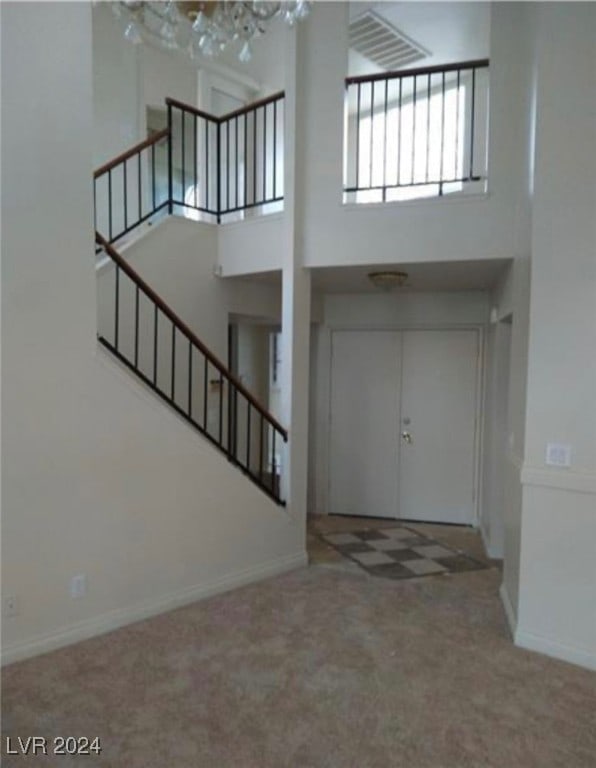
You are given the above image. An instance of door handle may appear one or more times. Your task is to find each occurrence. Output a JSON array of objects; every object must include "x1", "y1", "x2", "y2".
[{"x1": 401, "y1": 431, "x2": 412, "y2": 444}]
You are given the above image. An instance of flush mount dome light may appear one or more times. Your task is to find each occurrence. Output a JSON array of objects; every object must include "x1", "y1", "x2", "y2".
[{"x1": 368, "y1": 271, "x2": 409, "y2": 290}]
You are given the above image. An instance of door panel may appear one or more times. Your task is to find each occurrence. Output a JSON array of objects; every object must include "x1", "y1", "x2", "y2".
[
  {"x1": 398, "y1": 329, "x2": 478, "y2": 524},
  {"x1": 329, "y1": 331, "x2": 401, "y2": 518}
]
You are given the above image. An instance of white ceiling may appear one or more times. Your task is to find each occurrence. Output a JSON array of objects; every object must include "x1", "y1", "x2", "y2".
[
  {"x1": 348, "y1": 1, "x2": 491, "y2": 76},
  {"x1": 311, "y1": 258, "x2": 508, "y2": 293},
  {"x1": 237, "y1": 258, "x2": 511, "y2": 295}
]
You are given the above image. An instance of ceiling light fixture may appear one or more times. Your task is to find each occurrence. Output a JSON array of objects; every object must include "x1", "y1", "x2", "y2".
[
  {"x1": 368, "y1": 271, "x2": 409, "y2": 290},
  {"x1": 112, "y1": 1, "x2": 311, "y2": 63}
]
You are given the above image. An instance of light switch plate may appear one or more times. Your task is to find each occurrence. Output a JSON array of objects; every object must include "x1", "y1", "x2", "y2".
[{"x1": 545, "y1": 442, "x2": 572, "y2": 467}]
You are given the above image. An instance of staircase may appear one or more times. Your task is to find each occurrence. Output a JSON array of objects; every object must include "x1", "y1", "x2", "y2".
[{"x1": 94, "y1": 95, "x2": 287, "y2": 505}]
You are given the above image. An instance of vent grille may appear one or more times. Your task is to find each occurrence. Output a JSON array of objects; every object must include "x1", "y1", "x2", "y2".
[{"x1": 349, "y1": 11, "x2": 429, "y2": 72}]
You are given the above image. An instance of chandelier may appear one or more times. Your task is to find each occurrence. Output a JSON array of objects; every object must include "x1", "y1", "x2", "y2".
[{"x1": 112, "y1": 1, "x2": 311, "y2": 62}]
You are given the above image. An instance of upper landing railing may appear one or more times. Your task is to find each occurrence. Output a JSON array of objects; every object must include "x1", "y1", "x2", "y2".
[
  {"x1": 94, "y1": 92, "x2": 285, "y2": 244},
  {"x1": 344, "y1": 59, "x2": 489, "y2": 204}
]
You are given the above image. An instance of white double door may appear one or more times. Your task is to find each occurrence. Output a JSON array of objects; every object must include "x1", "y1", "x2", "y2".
[{"x1": 329, "y1": 329, "x2": 479, "y2": 524}]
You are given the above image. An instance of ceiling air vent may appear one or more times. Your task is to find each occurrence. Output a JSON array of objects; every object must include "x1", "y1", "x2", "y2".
[{"x1": 349, "y1": 11, "x2": 429, "y2": 72}]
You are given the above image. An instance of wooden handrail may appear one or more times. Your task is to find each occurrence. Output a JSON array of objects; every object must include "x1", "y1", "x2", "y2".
[
  {"x1": 95, "y1": 232, "x2": 288, "y2": 440},
  {"x1": 94, "y1": 128, "x2": 170, "y2": 179},
  {"x1": 220, "y1": 91, "x2": 285, "y2": 122},
  {"x1": 166, "y1": 91, "x2": 285, "y2": 124},
  {"x1": 345, "y1": 58, "x2": 489, "y2": 86},
  {"x1": 164, "y1": 98, "x2": 219, "y2": 123}
]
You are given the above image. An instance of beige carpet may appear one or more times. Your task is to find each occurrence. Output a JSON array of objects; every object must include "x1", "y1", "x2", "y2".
[{"x1": 2, "y1": 533, "x2": 595, "y2": 767}]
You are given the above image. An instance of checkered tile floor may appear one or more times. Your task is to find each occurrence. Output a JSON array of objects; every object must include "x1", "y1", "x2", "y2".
[{"x1": 320, "y1": 525, "x2": 488, "y2": 581}]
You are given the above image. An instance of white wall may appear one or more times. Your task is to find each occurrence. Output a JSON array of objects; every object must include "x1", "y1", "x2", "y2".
[
  {"x1": 293, "y1": 2, "x2": 522, "y2": 270},
  {"x1": 98, "y1": 216, "x2": 281, "y2": 361},
  {"x1": 218, "y1": 215, "x2": 286, "y2": 277},
  {"x1": 515, "y1": 3, "x2": 596, "y2": 669},
  {"x1": 1, "y1": 2, "x2": 303, "y2": 666},
  {"x1": 92, "y1": 3, "x2": 287, "y2": 171},
  {"x1": 309, "y1": 290, "x2": 489, "y2": 515},
  {"x1": 92, "y1": 3, "x2": 142, "y2": 166},
  {"x1": 473, "y1": 3, "x2": 535, "y2": 623},
  {"x1": 481, "y1": 315, "x2": 511, "y2": 558}
]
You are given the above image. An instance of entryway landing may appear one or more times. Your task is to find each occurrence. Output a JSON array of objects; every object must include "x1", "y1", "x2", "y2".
[{"x1": 308, "y1": 515, "x2": 501, "y2": 582}]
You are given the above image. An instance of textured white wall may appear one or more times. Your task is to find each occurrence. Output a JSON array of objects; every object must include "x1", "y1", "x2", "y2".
[{"x1": 1, "y1": 2, "x2": 303, "y2": 666}]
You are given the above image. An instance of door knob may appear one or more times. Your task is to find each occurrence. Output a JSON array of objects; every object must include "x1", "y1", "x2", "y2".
[{"x1": 401, "y1": 431, "x2": 412, "y2": 444}]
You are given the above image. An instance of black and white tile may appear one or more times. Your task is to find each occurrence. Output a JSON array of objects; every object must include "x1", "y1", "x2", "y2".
[{"x1": 320, "y1": 525, "x2": 487, "y2": 581}]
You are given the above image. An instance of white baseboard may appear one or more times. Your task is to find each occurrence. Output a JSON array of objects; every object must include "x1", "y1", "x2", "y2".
[
  {"x1": 2, "y1": 551, "x2": 307, "y2": 667},
  {"x1": 479, "y1": 523, "x2": 497, "y2": 560},
  {"x1": 515, "y1": 628, "x2": 596, "y2": 671},
  {"x1": 480, "y1": 525, "x2": 503, "y2": 560},
  {"x1": 499, "y1": 582, "x2": 517, "y2": 638}
]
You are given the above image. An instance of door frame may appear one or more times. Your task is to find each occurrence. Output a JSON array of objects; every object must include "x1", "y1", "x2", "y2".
[{"x1": 325, "y1": 323, "x2": 484, "y2": 526}]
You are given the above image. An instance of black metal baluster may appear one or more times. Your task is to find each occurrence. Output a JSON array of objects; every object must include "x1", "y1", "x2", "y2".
[
  {"x1": 203, "y1": 356, "x2": 208, "y2": 430},
  {"x1": 194, "y1": 114, "x2": 198, "y2": 209},
  {"x1": 134, "y1": 285, "x2": 139, "y2": 368},
  {"x1": 216, "y1": 119, "x2": 221, "y2": 223},
  {"x1": 181, "y1": 110, "x2": 186, "y2": 205},
  {"x1": 218, "y1": 372, "x2": 223, "y2": 444},
  {"x1": 369, "y1": 81, "x2": 374, "y2": 188},
  {"x1": 153, "y1": 305, "x2": 158, "y2": 386},
  {"x1": 167, "y1": 103, "x2": 173, "y2": 213},
  {"x1": 263, "y1": 105, "x2": 267, "y2": 202},
  {"x1": 412, "y1": 76, "x2": 417, "y2": 185},
  {"x1": 382, "y1": 78, "x2": 388, "y2": 201},
  {"x1": 171, "y1": 325, "x2": 176, "y2": 400},
  {"x1": 272, "y1": 102, "x2": 277, "y2": 199},
  {"x1": 123, "y1": 160, "x2": 128, "y2": 230},
  {"x1": 439, "y1": 72, "x2": 446, "y2": 195},
  {"x1": 235, "y1": 116, "x2": 239, "y2": 209},
  {"x1": 137, "y1": 151, "x2": 142, "y2": 223},
  {"x1": 227, "y1": 381, "x2": 232, "y2": 458},
  {"x1": 151, "y1": 142, "x2": 156, "y2": 211},
  {"x1": 188, "y1": 342, "x2": 193, "y2": 418},
  {"x1": 205, "y1": 118, "x2": 210, "y2": 213},
  {"x1": 397, "y1": 77, "x2": 403, "y2": 186},
  {"x1": 426, "y1": 73, "x2": 431, "y2": 183},
  {"x1": 108, "y1": 169, "x2": 113, "y2": 241},
  {"x1": 271, "y1": 429, "x2": 276, "y2": 493},
  {"x1": 226, "y1": 119, "x2": 230, "y2": 213},
  {"x1": 455, "y1": 69, "x2": 461, "y2": 181},
  {"x1": 244, "y1": 112, "x2": 248, "y2": 208},
  {"x1": 356, "y1": 83, "x2": 361, "y2": 190},
  {"x1": 259, "y1": 414, "x2": 264, "y2": 481},
  {"x1": 114, "y1": 264, "x2": 120, "y2": 350},
  {"x1": 246, "y1": 404, "x2": 251, "y2": 470},
  {"x1": 252, "y1": 109, "x2": 257, "y2": 205},
  {"x1": 469, "y1": 67, "x2": 477, "y2": 179},
  {"x1": 233, "y1": 387, "x2": 238, "y2": 460}
]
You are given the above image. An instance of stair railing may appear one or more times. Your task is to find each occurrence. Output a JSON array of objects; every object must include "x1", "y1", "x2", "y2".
[
  {"x1": 93, "y1": 92, "x2": 286, "y2": 245},
  {"x1": 94, "y1": 129, "x2": 170, "y2": 245},
  {"x1": 96, "y1": 231, "x2": 288, "y2": 504},
  {"x1": 166, "y1": 91, "x2": 285, "y2": 223},
  {"x1": 344, "y1": 59, "x2": 489, "y2": 203}
]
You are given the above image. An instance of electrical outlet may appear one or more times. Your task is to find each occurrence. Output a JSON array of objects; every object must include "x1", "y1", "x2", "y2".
[
  {"x1": 3, "y1": 595, "x2": 19, "y2": 618},
  {"x1": 70, "y1": 574, "x2": 87, "y2": 599}
]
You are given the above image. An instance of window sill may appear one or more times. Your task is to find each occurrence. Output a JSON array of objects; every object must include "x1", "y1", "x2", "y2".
[{"x1": 341, "y1": 190, "x2": 491, "y2": 213}]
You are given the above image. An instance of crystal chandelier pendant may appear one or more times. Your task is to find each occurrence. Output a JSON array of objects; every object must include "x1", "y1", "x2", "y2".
[
  {"x1": 238, "y1": 40, "x2": 253, "y2": 63},
  {"x1": 111, "y1": 1, "x2": 311, "y2": 62}
]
